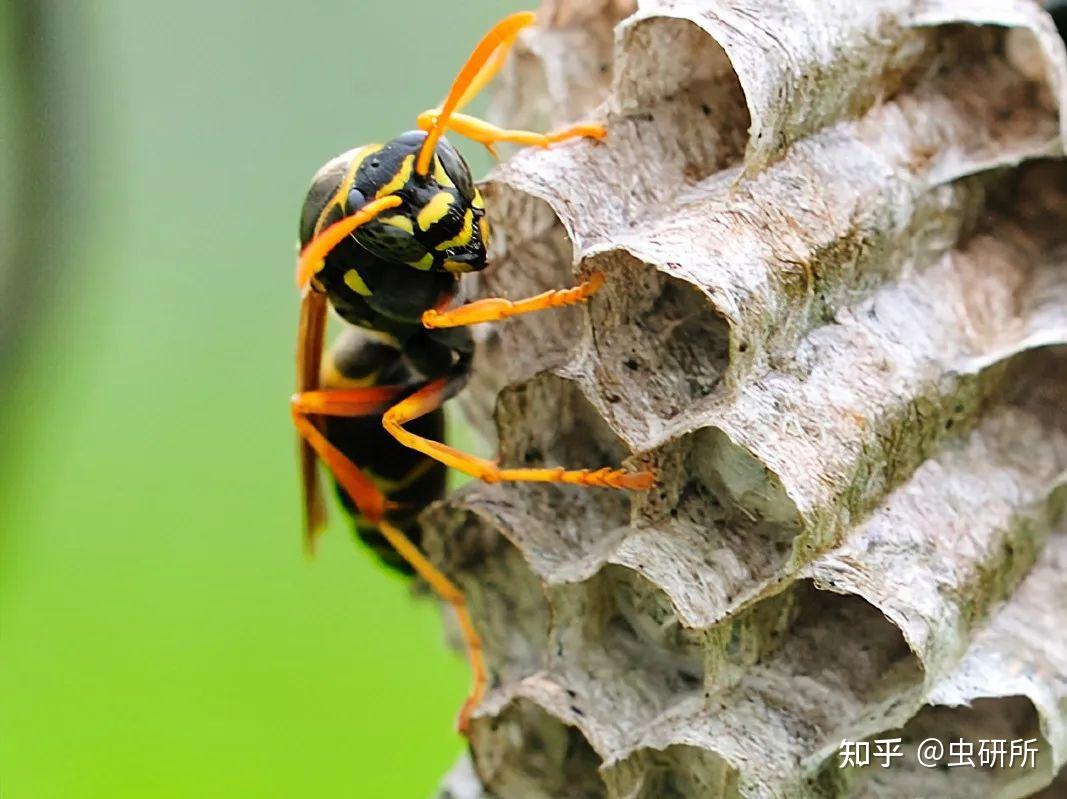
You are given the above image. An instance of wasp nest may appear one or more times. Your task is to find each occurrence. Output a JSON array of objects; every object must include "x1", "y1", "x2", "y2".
[{"x1": 429, "y1": 1, "x2": 1067, "y2": 796}]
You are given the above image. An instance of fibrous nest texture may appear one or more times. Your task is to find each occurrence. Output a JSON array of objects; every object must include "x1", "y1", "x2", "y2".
[{"x1": 429, "y1": 1, "x2": 1067, "y2": 797}]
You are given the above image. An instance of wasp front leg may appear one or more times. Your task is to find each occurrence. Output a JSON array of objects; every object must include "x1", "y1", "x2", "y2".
[{"x1": 422, "y1": 271, "x2": 605, "y2": 329}]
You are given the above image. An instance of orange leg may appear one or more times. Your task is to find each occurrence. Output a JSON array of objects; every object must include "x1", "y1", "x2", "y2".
[
  {"x1": 295, "y1": 195, "x2": 402, "y2": 290},
  {"x1": 416, "y1": 110, "x2": 606, "y2": 158},
  {"x1": 297, "y1": 290, "x2": 330, "y2": 537},
  {"x1": 291, "y1": 388, "x2": 487, "y2": 735},
  {"x1": 424, "y1": 269, "x2": 606, "y2": 328},
  {"x1": 292, "y1": 386, "x2": 404, "y2": 418},
  {"x1": 376, "y1": 519, "x2": 486, "y2": 734},
  {"x1": 294, "y1": 198, "x2": 405, "y2": 537},
  {"x1": 416, "y1": 11, "x2": 605, "y2": 172},
  {"x1": 382, "y1": 378, "x2": 655, "y2": 490},
  {"x1": 291, "y1": 406, "x2": 392, "y2": 526},
  {"x1": 423, "y1": 271, "x2": 604, "y2": 329},
  {"x1": 417, "y1": 11, "x2": 536, "y2": 175}
]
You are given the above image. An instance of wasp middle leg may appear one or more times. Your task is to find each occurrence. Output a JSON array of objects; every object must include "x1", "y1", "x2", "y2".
[{"x1": 381, "y1": 369, "x2": 654, "y2": 492}]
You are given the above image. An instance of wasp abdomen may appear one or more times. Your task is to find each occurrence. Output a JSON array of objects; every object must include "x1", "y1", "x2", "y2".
[{"x1": 320, "y1": 329, "x2": 447, "y2": 576}]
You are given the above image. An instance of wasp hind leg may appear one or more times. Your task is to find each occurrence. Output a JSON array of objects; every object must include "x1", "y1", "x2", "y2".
[
  {"x1": 291, "y1": 387, "x2": 487, "y2": 735},
  {"x1": 382, "y1": 377, "x2": 655, "y2": 491}
]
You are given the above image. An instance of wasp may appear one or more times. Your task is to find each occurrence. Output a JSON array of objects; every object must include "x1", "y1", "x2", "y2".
[{"x1": 291, "y1": 11, "x2": 654, "y2": 734}]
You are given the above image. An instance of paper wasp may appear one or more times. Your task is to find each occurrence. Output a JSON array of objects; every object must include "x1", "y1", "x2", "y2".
[{"x1": 291, "y1": 11, "x2": 654, "y2": 733}]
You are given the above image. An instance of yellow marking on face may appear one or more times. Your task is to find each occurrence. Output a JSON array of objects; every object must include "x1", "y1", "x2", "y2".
[
  {"x1": 408, "y1": 252, "x2": 435, "y2": 271},
  {"x1": 443, "y1": 259, "x2": 472, "y2": 273},
  {"x1": 436, "y1": 209, "x2": 474, "y2": 250},
  {"x1": 472, "y1": 189, "x2": 485, "y2": 210},
  {"x1": 479, "y1": 216, "x2": 491, "y2": 245},
  {"x1": 343, "y1": 268, "x2": 372, "y2": 296},
  {"x1": 375, "y1": 154, "x2": 414, "y2": 199},
  {"x1": 313, "y1": 144, "x2": 382, "y2": 237},
  {"x1": 382, "y1": 215, "x2": 413, "y2": 234},
  {"x1": 433, "y1": 156, "x2": 455, "y2": 188},
  {"x1": 417, "y1": 191, "x2": 454, "y2": 231}
]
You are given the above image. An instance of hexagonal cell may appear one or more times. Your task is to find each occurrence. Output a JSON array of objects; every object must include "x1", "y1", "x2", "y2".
[
  {"x1": 702, "y1": 585, "x2": 924, "y2": 788},
  {"x1": 844, "y1": 697, "x2": 1051, "y2": 799},
  {"x1": 614, "y1": 16, "x2": 750, "y2": 183},
  {"x1": 632, "y1": 428, "x2": 804, "y2": 620},
  {"x1": 420, "y1": 503, "x2": 552, "y2": 687},
  {"x1": 471, "y1": 699, "x2": 607, "y2": 799},
  {"x1": 488, "y1": 0, "x2": 626, "y2": 133},
  {"x1": 874, "y1": 23, "x2": 1064, "y2": 187},
  {"x1": 466, "y1": 188, "x2": 587, "y2": 396},
  {"x1": 1006, "y1": 346, "x2": 1067, "y2": 434},
  {"x1": 604, "y1": 745, "x2": 739, "y2": 799},
  {"x1": 587, "y1": 252, "x2": 732, "y2": 428},
  {"x1": 784, "y1": 584, "x2": 922, "y2": 710},
  {"x1": 496, "y1": 373, "x2": 634, "y2": 471},
  {"x1": 495, "y1": 372, "x2": 638, "y2": 530},
  {"x1": 925, "y1": 22, "x2": 1061, "y2": 110},
  {"x1": 554, "y1": 566, "x2": 708, "y2": 701}
]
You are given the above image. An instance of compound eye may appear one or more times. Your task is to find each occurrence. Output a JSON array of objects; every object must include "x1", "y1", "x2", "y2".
[
  {"x1": 436, "y1": 138, "x2": 475, "y2": 202},
  {"x1": 394, "y1": 130, "x2": 427, "y2": 148},
  {"x1": 346, "y1": 187, "x2": 367, "y2": 213}
]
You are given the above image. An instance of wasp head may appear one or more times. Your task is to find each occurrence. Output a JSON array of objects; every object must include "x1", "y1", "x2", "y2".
[{"x1": 299, "y1": 131, "x2": 489, "y2": 285}]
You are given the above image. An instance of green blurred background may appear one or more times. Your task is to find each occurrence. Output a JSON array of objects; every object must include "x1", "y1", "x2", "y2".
[{"x1": 0, "y1": 1, "x2": 523, "y2": 795}]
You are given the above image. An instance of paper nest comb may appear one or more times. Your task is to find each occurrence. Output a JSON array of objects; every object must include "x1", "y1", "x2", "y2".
[{"x1": 426, "y1": 1, "x2": 1067, "y2": 796}]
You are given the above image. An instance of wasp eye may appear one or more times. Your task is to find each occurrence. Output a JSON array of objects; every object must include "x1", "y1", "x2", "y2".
[
  {"x1": 436, "y1": 138, "x2": 475, "y2": 202},
  {"x1": 346, "y1": 188, "x2": 367, "y2": 212}
]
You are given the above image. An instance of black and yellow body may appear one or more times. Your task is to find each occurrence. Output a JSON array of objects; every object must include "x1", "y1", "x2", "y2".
[
  {"x1": 299, "y1": 131, "x2": 482, "y2": 571},
  {"x1": 319, "y1": 329, "x2": 447, "y2": 576},
  {"x1": 290, "y1": 10, "x2": 651, "y2": 735},
  {"x1": 299, "y1": 131, "x2": 482, "y2": 389}
]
